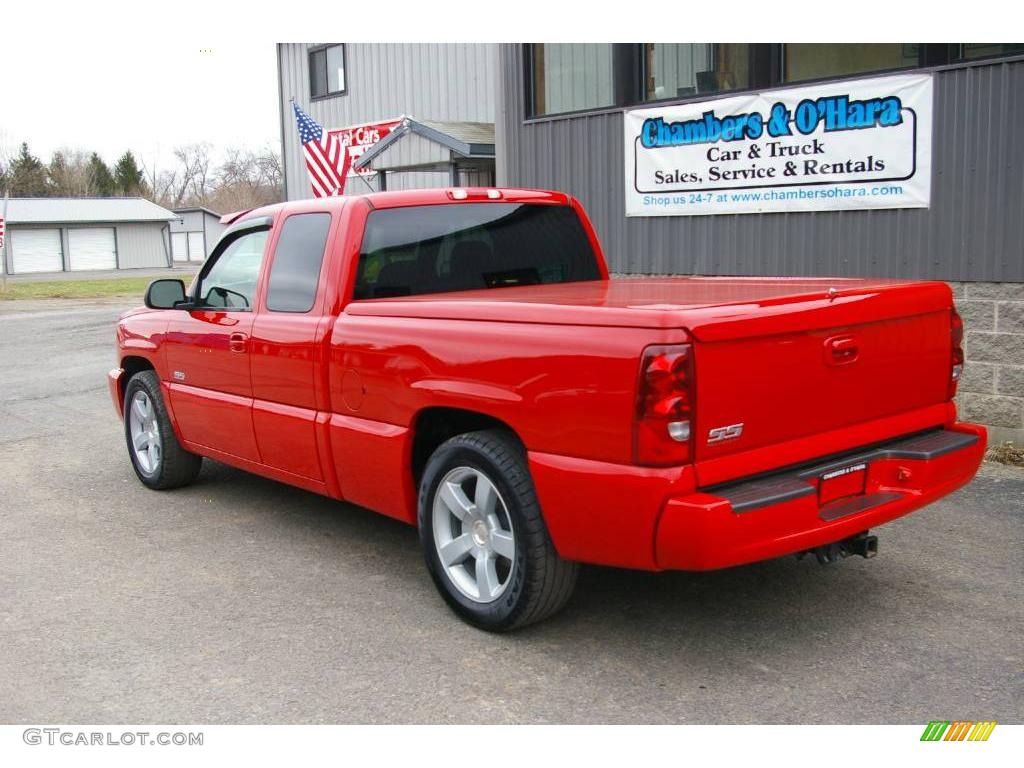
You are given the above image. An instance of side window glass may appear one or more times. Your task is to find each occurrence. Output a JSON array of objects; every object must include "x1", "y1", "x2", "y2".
[
  {"x1": 196, "y1": 230, "x2": 269, "y2": 309},
  {"x1": 266, "y1": 214, "x2": 332, "y2": 312}
]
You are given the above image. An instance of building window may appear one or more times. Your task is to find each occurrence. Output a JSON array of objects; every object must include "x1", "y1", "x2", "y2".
[
  {"x1": 530, "y1": 43, "x2": 615, "y2": 116},
  {"x1": 783, "y1": 44, "x2": 920, "y2": 83},
  {"x1": 955, "y1": 43, "x2": 1024, "y2": 60},
  {"x1": 310, "y1": 44, "x2": 346, "y2": 99},
  {"x1": 645, "y1": 44, "x2": 750, "y2": 101},
  {"x1": 524, "y1": 43, "x2": 1024, "y2": 120}
]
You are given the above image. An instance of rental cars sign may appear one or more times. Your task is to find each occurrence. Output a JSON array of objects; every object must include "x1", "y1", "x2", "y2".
[
  {"x1": 624, "y1": 73, "x2": 932, "y2": 217},
  {"x1": 328, "y1": 118, "x2": 402, "y2": 177}
]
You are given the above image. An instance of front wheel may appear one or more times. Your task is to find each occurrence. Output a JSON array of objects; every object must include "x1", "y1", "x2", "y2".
[
  {"x1": 124, "y1": 370, "x2": 202, "y2": 489},
  {"x1": 418, "y1": 429, "x2": 578, "y2": 631}
]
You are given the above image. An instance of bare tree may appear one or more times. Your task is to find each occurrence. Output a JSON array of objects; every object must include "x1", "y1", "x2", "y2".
[
  {"x1": 140, "y1": 152, "x2": 179, "y2": 208},
  {"x1": 255, "y1": 146, "x2": 283, "y2": 190},
  {"x1": 4, "y1": 140, "x2": 283, "y2": 211},
  {"x1": 209, "y1": 144, "x2": 284, "y2": 212},
  {"x1": 48, "y1": 149, "x2": 94, "y2": 196},
  {"x1": 172, "y1": 143, "x2": 213, "y2": 206}
]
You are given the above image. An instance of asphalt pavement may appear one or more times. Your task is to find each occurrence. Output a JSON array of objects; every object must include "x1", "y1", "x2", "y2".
[{"x1": 0, "y1": 297, "x2": 1021, "y2": 723}]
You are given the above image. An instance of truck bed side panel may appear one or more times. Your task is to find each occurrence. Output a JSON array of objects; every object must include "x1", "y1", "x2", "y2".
[{"x1": 325, "y1": 315, "x2": 683, "y2": 521}]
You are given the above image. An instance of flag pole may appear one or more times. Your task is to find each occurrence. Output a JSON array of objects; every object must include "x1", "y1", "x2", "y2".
[
  {"x1": 292, "y1": 97, "x2": 377, "y2": 196},
  {"x1": 350, "y1": 164, "x2": 378, "y2": 195}
]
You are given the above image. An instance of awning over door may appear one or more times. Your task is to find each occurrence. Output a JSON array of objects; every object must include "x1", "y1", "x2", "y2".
[
  {"x1": 10, "y1": 229, "x2": 63, "y2": 273},
  {"x1": 68, "y1": 227, "x2": 116, "y2": 270},
  {"x1": 354, "y1": 117, "x2": 495, "y2": 185}
]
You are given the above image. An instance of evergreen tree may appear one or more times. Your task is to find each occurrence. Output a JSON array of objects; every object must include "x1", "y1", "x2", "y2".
[
  {"x1": 87, "y1": 153, "x2": 115, "y2": 196},
  {"x1": 7, "y1": 143, "x2": 49, "y2": 196},
  {"x1": 113, "y1": 151, "x2": 145, "y2": 196}
]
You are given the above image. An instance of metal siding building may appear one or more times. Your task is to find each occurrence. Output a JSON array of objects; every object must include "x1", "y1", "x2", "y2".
[
  {"x1": 498, "y1": 46, "x2": 1024, "y2": 284},
  {"x1": 495, "y1": 45, "x2": 1024, "y2": 437},
  {"x1": 114, "y1": 223, "x2": 173, "y2": 269},
  {"x1": 274, "y1": 43, "x2": 1023, "y2": 435},
  {"x1": 170, "y1": 207, "x2": 225, "y2": 262},
  {"x1": 2, "y1": 198, "x2": 177, "y2": 274},
  {"x1": 277, "y1": 43, "x2": 497, "y2": 199}
]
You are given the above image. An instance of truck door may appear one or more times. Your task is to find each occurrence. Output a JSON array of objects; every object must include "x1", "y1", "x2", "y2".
[
  {"x1": 250, "y1": 211, "x2": 334, "y2": 481},
  {"x1": 163, "y1": 220, "x2": 271, "y2": 462}
]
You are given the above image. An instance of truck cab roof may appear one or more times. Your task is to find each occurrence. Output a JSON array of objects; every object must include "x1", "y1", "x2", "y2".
[{"x1": 237, "y1": 187, "x2": 573, "y2": 223}]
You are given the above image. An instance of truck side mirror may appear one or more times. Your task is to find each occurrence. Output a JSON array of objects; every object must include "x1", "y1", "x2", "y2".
[{"x1": 145, "y1": 279, "x2": 188, "y2": 309}]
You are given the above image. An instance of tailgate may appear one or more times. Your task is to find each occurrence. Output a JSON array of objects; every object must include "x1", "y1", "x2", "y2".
[{"x1": 692, "y1": 295, "x2": 954, "y2": 471}]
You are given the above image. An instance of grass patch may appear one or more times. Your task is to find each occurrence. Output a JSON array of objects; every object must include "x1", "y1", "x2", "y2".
[
  {"x1": 0, "y1": 277, "x2": 155, "y2": 301},
  {"x1": 986, "y1": 441, "x2": 1024, "y2": 467}
]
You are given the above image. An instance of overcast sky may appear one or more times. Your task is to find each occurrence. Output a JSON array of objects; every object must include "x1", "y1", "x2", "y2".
[{"x1": 0, "y1": 39, "x2": 280, "y2": 171}]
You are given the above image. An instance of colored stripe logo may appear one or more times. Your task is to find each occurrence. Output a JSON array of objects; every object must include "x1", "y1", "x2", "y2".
[{"x1": 921, "y1": 721, "x2": 997, "y2": 741}]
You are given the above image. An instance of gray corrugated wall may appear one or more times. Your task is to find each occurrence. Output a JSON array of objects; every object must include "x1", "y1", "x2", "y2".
[
  {"x1": 202, "y1": 214, "x2": 226, "y2": 254},
  {"x1": 498, "y1": 45, "x2": 1024, "y2": 283},
  {"x1": 279, "y1": 44, "x2": 497, "y2": 200},
  {"x1": 168, "y1": 211, "x2": 203, "y2": 234},
  {"x1": 114, "y1": 223, "x2": 170, "y2": 269}
]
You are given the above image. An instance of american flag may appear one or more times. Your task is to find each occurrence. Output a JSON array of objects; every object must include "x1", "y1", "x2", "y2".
[{"x1": 292, "y1": 101, "x2": 351, "y2": 198}]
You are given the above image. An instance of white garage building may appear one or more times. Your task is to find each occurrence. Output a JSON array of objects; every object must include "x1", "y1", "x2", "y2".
[
  {"x1": 169, "y1": 207, "x2": 225, "y2": 263},
  {"x1": 1, "y1": 198, "x2": 177, "y2": 275}
]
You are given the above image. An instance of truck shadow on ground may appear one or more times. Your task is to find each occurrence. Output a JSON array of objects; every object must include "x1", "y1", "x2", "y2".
[{"x1": 193, "y1": 459, "x2": 924, "y2": 653}]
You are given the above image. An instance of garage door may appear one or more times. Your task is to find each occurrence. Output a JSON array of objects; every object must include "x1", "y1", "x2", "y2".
[
  {"x1": 68, "y1": 228, "x2": 117, "y2": 271},
  {"x1": 172, "y1": 232, "x2": 188, "y2": 261},
  {"x1": 10, "y1": 229, "x2": 63, "y2": 273},
  {"x1": 187, "y1": 232, "x2": 206, "y2": 261}
]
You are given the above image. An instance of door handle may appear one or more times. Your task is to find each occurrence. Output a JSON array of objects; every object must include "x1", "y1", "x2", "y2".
[
  {"x1": 229, "y1": 332, "x2": 248, "y2": 353},
  {"x1": 825, "y1": 335, "x2": 858, "y2": 365}
]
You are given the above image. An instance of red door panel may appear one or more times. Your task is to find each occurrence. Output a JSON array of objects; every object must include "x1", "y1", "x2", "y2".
[
  {"x1": 164, "y1": 308, "x2": 260, "y2": 461},
  {"x1": 170, "y1": 383, "x2": 261, "y2": 462},
  {"x1": 250, "y1": 314, "x2": 326, "y2": 479},
  {"x1": 251, "y1": 314, "x2": 322, "y2": 410},
  {"x1": 252, "y1": 401, "x2": 322, "y2": 480}
]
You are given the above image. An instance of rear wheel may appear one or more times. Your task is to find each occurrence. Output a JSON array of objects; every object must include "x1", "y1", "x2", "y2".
[
  {"x1": 418, "y1": 429, "x2": 578, "y2": 631},
  {"x1": 124, "y1": 370, "x2": 202, "y2": 489}
]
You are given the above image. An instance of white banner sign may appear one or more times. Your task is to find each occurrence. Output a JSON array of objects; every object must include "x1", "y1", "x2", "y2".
[{"x1": 625, "y1": 73, "x2": 932, "y2": 217}]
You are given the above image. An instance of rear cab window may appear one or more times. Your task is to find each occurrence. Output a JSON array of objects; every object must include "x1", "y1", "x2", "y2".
[
  {"x1": 354, "y1": 203, "x2": 601, "y2": 299},
  {"x1": 265, "y1": 213, "x2": 332, "y2": 312}
]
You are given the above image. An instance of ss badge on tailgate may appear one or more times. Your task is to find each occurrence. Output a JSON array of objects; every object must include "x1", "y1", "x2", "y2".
[{"x1": 708, "y1": 423, "x2": 744, "y2": 444}]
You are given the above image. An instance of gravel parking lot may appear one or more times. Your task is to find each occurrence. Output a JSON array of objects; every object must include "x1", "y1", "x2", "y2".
[{"x1": 1, "y1": 298, "x2": 1021, "y2": 724}]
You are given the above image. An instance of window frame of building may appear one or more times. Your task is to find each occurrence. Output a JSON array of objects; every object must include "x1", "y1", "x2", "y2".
[
  {"x1": 952, "y1": 43, "x2": 1024, "y2": 61},
  {"x1": 641, "y1": 44, "x2": 762, "y2": 103},
  {"x1": 309, "y1": 43, "x2": 347, "y2": 101},
  {"x1": 779, "y1": 44, "x2": 923, "y2": 85},
  {"x1": 523, "y1": 43, "x2": 1024, "y2": 121}
]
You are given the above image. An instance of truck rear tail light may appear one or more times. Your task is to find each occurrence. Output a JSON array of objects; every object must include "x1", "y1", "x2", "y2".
[
  {"x1": 634, "y1": 344, "x2": 694, "y2": 466},
  {"x1": 949, "y1": 309, "x2": 964, "y2": 400}
]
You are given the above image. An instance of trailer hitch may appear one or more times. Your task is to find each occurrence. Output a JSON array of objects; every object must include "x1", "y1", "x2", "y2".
[{"x1": 799, "y1": 532, "x2": 878, "y2": 565}]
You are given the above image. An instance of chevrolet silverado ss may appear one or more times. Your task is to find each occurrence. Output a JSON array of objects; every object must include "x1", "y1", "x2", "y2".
[{"x1": 109, "y1": 188, "x2": 986, "y2": 631}]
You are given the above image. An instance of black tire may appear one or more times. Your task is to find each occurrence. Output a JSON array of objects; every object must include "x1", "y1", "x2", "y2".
[
  {"x1": 123, "y1": 370, "x2": 202, "y2": 490},
  {"x1": 418, "y1": 429, "x2": 578, "y2": 631}
]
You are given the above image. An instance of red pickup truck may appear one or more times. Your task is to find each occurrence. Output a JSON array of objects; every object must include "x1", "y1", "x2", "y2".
[{"x1": 109, "y1": 187, "x2": 985, "y2": 630}]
